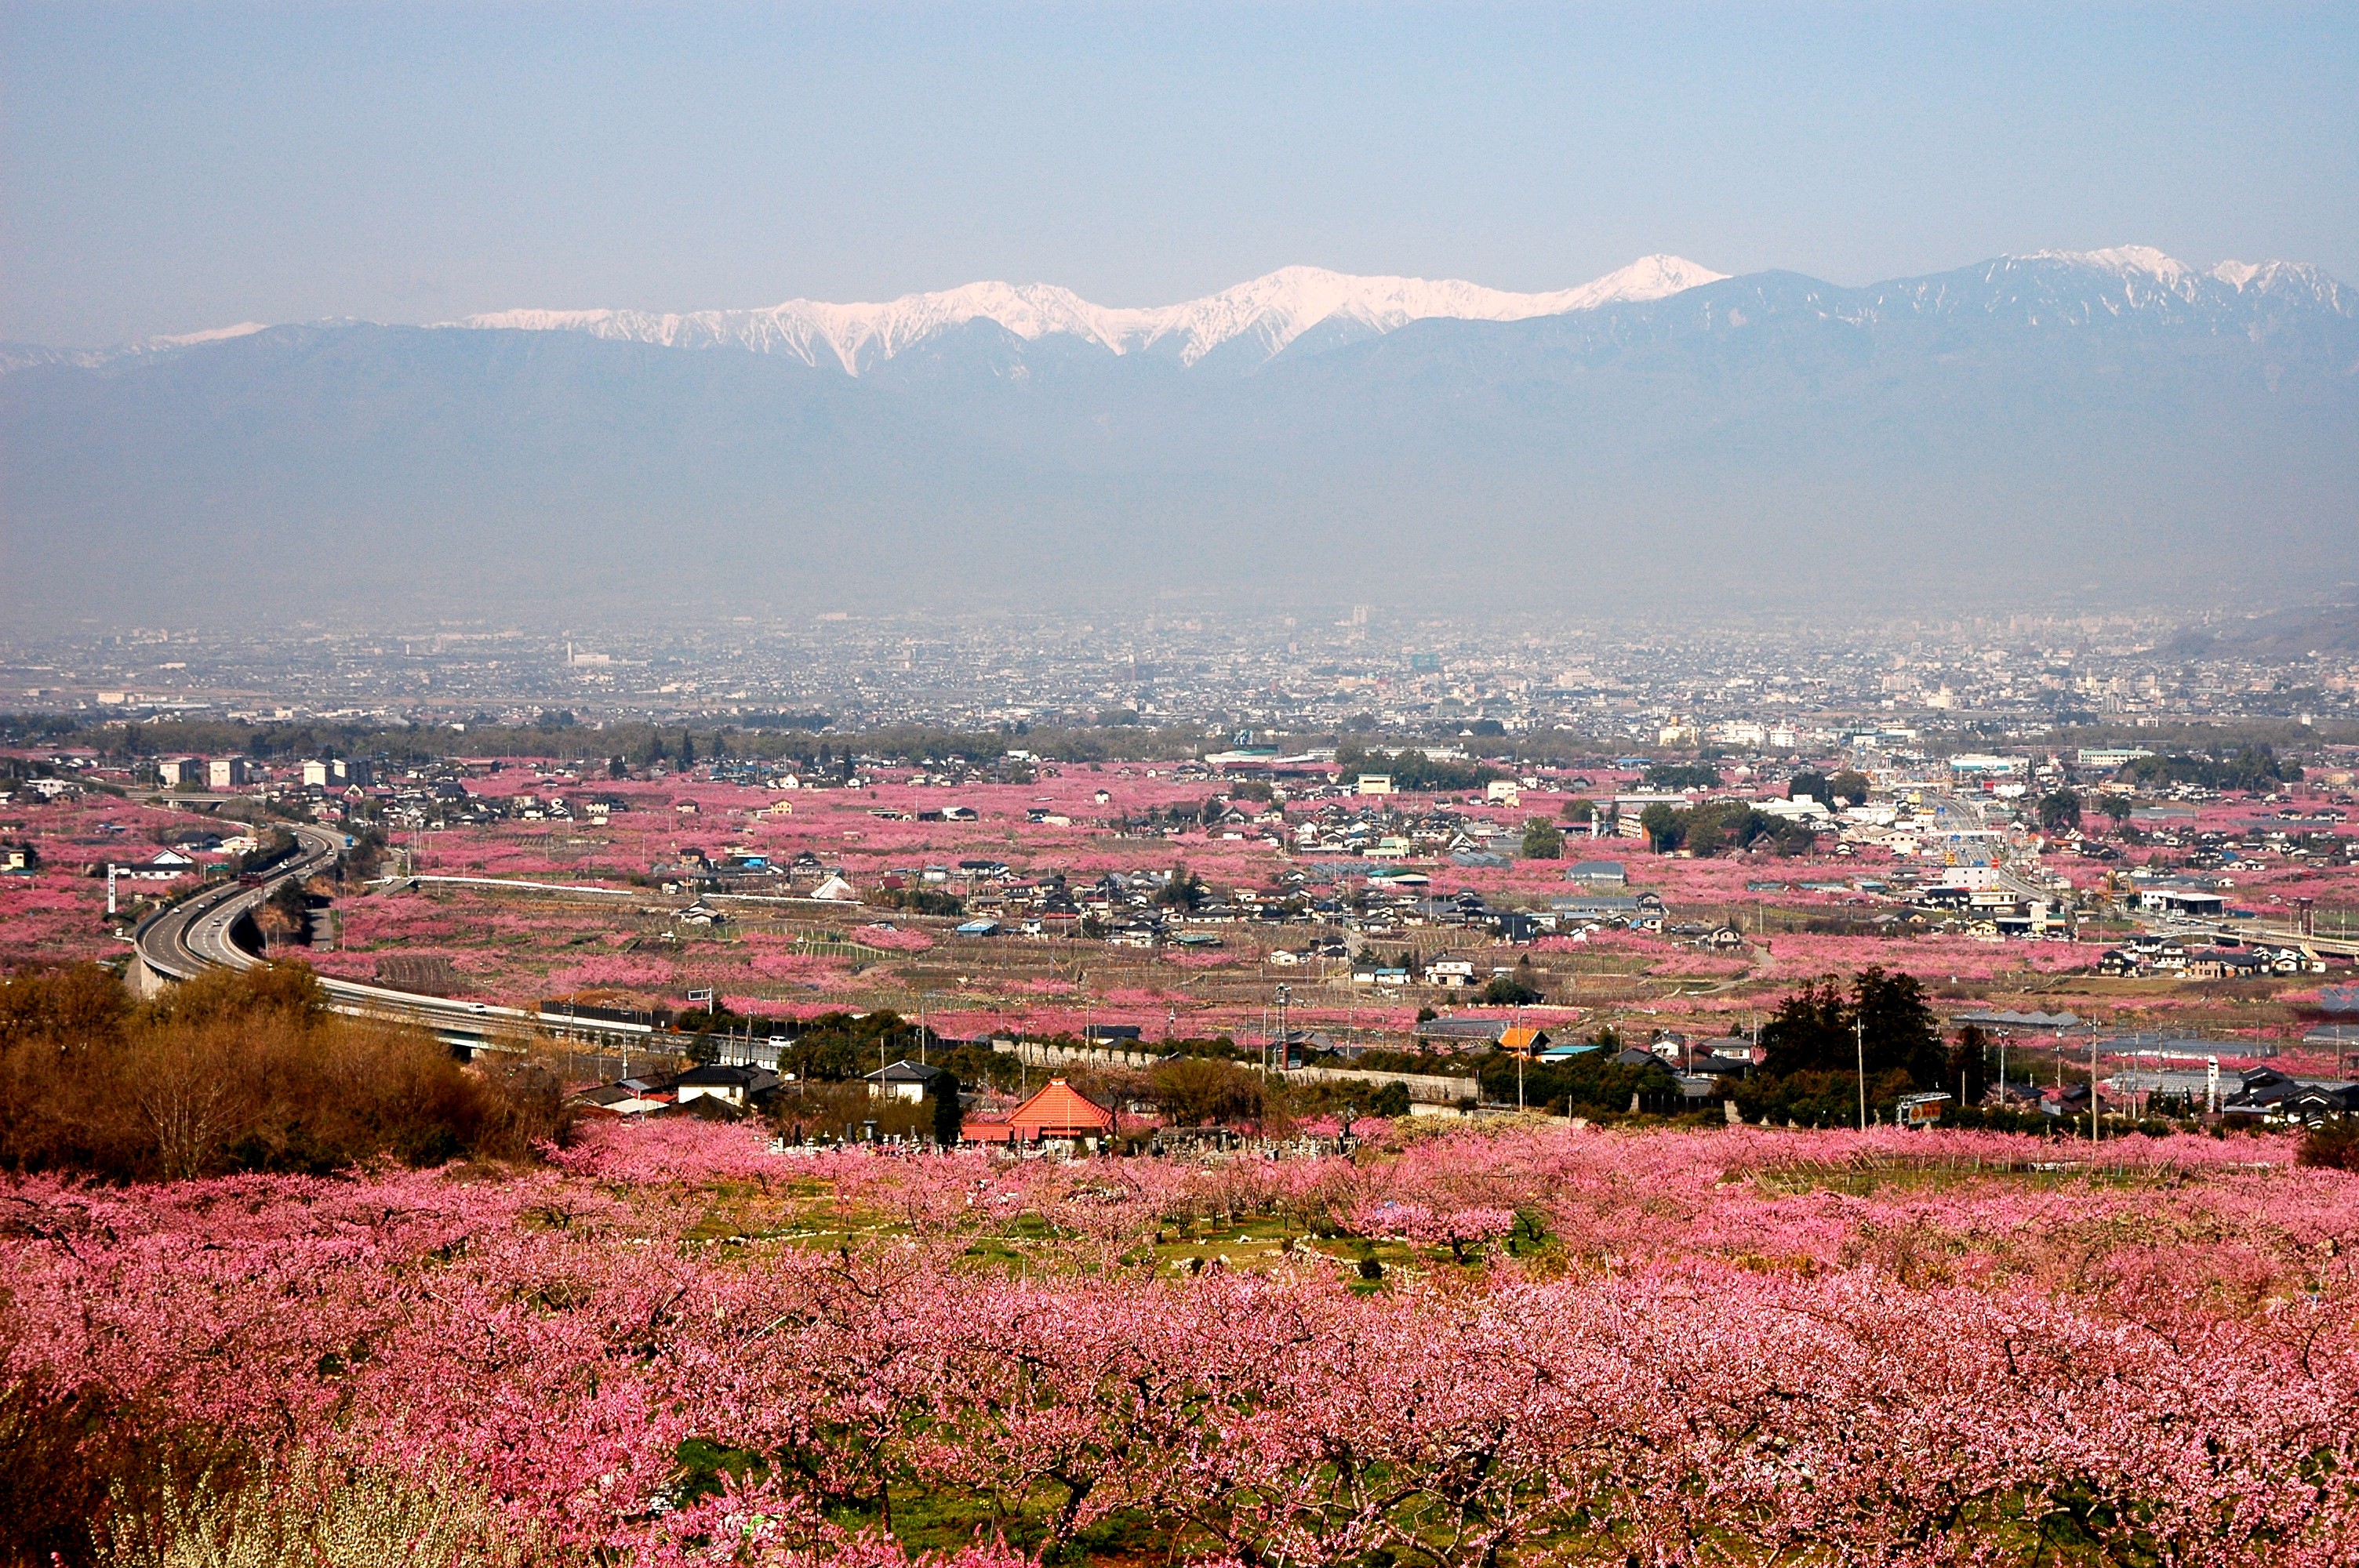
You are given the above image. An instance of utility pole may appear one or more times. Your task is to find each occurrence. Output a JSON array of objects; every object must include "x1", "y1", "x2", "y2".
[
  {"x1": 2091, "y1": 1033, "x2": 2100, "y2": 1145},
  {"x1": 1856, "y1": 1015, "x2": 1867, "y2": 1131}
]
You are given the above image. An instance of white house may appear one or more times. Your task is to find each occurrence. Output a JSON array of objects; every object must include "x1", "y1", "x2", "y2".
[
  {"x1": 864, "y1": 1059, "x2": 951, "y2": 1105},
  {"x1": 1427, "y1": 956, "x2": 1477, "y2": 988},
  {"x1": 674, "y1": 1064, "x2": 779, "y2": 1109}
]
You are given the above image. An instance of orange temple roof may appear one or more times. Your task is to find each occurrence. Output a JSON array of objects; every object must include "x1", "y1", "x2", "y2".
[{"x1": 1007, "y1": 1078, "x2": 1116, "y2": 1137}]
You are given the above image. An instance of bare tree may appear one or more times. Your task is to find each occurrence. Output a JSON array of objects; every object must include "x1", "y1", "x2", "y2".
[{"x1": 133, "y1": 1028, "x2": 253, "y2": 1179}]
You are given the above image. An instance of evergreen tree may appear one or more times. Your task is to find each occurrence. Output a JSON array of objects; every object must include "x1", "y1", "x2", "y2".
[
  {"x1": 2037, "y1": 789, "x2": 2083, "y2": 834},
  {"x1": 1853, "y1": 967, "x2": 1944, "y2": 1087},
  {"x1": 1759, "y1": 967, "x2": 1942, "y2": 1088},
  {"x1": 1759, "y1": 977, "x2": 1851, "y2": 1079},
  {"x1": 1638, "y1": 802, "x2": 1685, "y2": 852}
]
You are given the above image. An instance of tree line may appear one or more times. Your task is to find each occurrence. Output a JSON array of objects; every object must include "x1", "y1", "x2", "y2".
[
  {"x1": 0, "y1": 964, "x2": 562, "y2": 1180},
  {"x1": 1637, "y1": 799, "x2": 1821, "y2": 857},
  {"x1": 1333, "y1": 741, "x2": 1503, "y2": 792},
  {"x1": 2116, "y1": 744, "x2": 2300, "y2": 792}
]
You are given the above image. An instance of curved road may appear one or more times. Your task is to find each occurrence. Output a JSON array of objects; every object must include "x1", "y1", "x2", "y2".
[
  {"x1": 134, "y1": 824, "x2": 649, "y2": 1050},
  {"x1": 134, "y1": 822, "x2": 342, "y2": 981}
]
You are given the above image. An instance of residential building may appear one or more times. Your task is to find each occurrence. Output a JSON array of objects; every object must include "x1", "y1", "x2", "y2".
[
  {"x1": 1426, "y1": 956, "x2": 1477, "y2": 988},
  {"x1": 1611, "y1": 793, "x2": 1690, "y2": 837},
  {"x1": 300, "y1": 758, "x2": 371, "y2": 788},
  {"x1": 673, "y1": 1064, "x2": 780, "y2": 1109},
  {"x1": 865, "y1": 1059, "x2": 953, "y2": 1105}
]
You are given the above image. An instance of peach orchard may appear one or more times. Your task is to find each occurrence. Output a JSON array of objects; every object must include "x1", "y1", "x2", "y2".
[{"x1": 6, "y1": 1118, "x2": 2357, "y2": 1566}]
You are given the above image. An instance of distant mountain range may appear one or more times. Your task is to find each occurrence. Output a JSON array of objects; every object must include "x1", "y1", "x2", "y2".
[
  {"x1": 454, "y1": 254, "x2": 1732, "y2": 372},
  {"x1": 5, "y1": 247, "x2": 2354, "y2": 626}
]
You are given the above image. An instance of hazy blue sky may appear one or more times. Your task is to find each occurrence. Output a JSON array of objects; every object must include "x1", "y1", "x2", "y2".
[{"x1": 5, "y1": 2, "x2": 2355, "y2": 346}]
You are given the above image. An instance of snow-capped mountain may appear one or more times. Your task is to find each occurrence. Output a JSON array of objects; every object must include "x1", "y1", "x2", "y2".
[
  {"x1": 452, "y1": 255, "x2": 1729, "y2": 372},
  {"x1": 9, "y1": 244, "x2": 2355, "y2": 630},
  {"x1": 0, "y1": 320, "x2": 268, "y2": 376},
  {"x1": 1841, "y1": 246, "x2": 2355, "y2": 330},
  {"x1": 2025, "y1": 245, "x2": 2349, "y2": 306}
]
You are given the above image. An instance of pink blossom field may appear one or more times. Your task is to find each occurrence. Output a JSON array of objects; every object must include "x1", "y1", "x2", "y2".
[
  {"x1": 0, "y1": 788, "x2": 214, "y2": 968},
  {"x1": 291, "y1": 763, "x2": 2359, "y2": 1047},
  {"x1": 17, "y1": 757, "x2": 2340, "y2": 1047},
  {"x1": 8, "y1": 1117, "x2": 2354, "y2": 1566}
]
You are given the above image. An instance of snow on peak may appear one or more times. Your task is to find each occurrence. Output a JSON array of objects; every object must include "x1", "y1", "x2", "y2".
[
  {"x1": 2207, "y1": 259, "x2": 2350, "y2": 309},
  {"x1": 451, "y1": 256, "x2": 1728, "y2": 372},
  {"x1": 1553, "y1": 253, "x2": 1731, "y2": 309},
  {"x1": 1111, "y1": 256, "x2": 1725, "y2": 363},
  {"x1": 0, "y1": 319, "x2": 275, "y2": 376},
  {"x1": 2023, "y1": 244, "x2": 2197, "y2": 285},
  {"x1": 1997, "y1": 247, "x2": 2350, "y2": 314},
  {"x1": 144, "y1": 321, "x2": 270, "y2": 349}
]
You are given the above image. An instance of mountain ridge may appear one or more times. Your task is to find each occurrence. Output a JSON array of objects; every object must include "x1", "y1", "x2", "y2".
[
  {"x1": 451, "y1": 254, "x2": 1732, "y2": 372},
  {"x1": 7, "y1": 247, "x2": 2347, "y2": 378},
  {"x1": 5, "y1": 245, "x2": 2354, "y2": 626}
]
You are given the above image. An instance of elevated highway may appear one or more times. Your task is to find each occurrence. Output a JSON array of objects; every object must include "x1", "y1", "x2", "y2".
[
  {"x1": 133, "y1": 824, "x2": 660, "y2": 1054},
  {"x1": 2132, "y1": 914, "x2": 2359, "y2": 961}
]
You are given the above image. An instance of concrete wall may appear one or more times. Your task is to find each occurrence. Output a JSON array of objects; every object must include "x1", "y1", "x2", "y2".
[
  {"x1": 993, "y1": 1039, "x2": 1163, "y2": 1070},
  {"x1": 1280, "y1": 1064, "x2": 1481, "y2": 1104}
]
